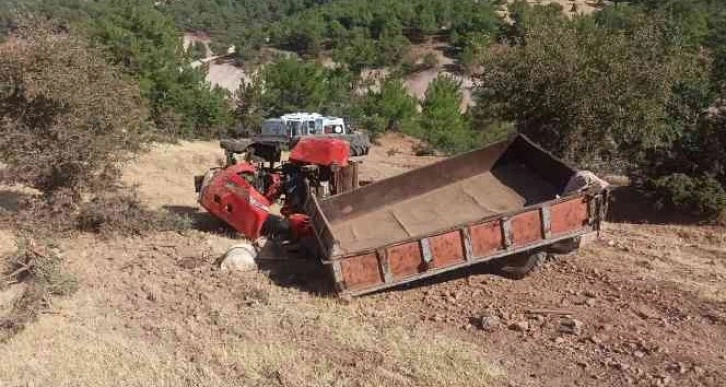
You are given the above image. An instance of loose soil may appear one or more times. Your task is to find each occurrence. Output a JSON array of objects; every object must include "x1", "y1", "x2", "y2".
[{"x1": 1, "y1": 133, "x2": 725, "y2": 386}]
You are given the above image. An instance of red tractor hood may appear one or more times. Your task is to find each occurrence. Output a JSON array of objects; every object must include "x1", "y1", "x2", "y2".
[{"x1": 289, "y1": 137, "x2": 350, "y2": 166}]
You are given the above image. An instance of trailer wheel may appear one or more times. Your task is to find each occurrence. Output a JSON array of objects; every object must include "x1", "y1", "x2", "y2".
[
  {"x1": 497, "y1": 250, "x2": 548, "y2": 280},
  {"x1": 549, "y1": 236, "x2": 581, "y2": 255}
]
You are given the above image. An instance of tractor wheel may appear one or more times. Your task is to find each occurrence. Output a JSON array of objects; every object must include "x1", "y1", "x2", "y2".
[
  {"x1": 351, "y1": 144, "x2": 362, "y2": 156},
  {"x1": 496, "y1": 250, "x2": 549, "y2": 280},
  {"x1": 349, "y1": 134, "x2": 370, "y2": 157}
]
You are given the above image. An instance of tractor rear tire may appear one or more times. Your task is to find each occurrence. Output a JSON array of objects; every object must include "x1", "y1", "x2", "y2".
[
  {"x1": 348, "y1": 133, "x2": 371, "y2": 157},
  {"x1": 496, "y1": 250, "x2": 548, "y2": 280}
]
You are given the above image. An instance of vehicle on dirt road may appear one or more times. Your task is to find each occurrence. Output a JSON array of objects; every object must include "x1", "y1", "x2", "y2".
[
  {"x1": 230, "y1": 112, "x2": 371, "y2": 161},
  {"x1": 197, "y1": 134, "x2": 609, "y2": 297}
]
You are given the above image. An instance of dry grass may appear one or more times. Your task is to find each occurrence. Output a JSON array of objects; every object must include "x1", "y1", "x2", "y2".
[
  {"x1": 76, "y1": 190, "x2": 191, "y2": 237},
  {"x1": 0, "y1": 294, "x2": 216, "y2": 387},
  {"x1": 121, "y1": 140, "x2": 224, "y2": 210}
]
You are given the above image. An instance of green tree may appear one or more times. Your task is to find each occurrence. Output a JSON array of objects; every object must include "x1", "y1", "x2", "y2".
[
  {"x1": 477, "y1": 14, "x2": 702, "y2": 170},
  {"x1": 332, "y1": 28, "x2": 378, "y2": 72},
  {"x1": 416, "y1": 75, "x2": 475, "y2": 154},
  {"x1": 235, "y1": 74, "x2": 265, "y2": 135},
  {"x1": 187, "y1": 41, "x2": 207, "y2": 60},
  {"x1": 361, "y1": 77, "x2": 419, "y2": 135},
  {"x1": 707, "y1": 11, "x2": 726, "y2": 92},
  {"x1": 259, "y1": 58, "x2": 328, "y2": 116},
  {"x1": 86, "y1": 0, "x2": 232, "y2": 138}
]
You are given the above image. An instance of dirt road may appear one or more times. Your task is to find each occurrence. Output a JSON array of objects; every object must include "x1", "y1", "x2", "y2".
[{"x1": 1, "y1": 134, "x2": 725, "y2": 386}]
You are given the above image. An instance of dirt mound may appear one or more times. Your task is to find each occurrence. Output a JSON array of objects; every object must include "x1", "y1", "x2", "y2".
[{"x1": 206, "y1": 59, "x2": 250, "y2": 92}]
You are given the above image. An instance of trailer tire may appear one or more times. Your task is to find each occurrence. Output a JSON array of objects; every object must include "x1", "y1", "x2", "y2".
[
  {"x1": 549, "y1": 236, "x2": 581, "y2": 255},
  {"x1": 497, "y1": 250, "x2": 548, "y2": 280}
]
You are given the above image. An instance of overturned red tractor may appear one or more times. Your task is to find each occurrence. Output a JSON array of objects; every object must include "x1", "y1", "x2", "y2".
[{"x1": 195, "y1": 137, "x2": 359, "y2": 242}]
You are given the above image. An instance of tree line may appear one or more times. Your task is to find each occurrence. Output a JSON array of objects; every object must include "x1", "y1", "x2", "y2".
[
  {"x1": 235, "y1": 0, "x2": 726, "y2": 220},
  {"x1": 1, "y1": 0, "x2": 726, "y2": 221}
]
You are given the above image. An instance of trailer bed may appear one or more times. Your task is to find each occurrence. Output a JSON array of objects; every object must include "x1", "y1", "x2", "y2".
[
  {"x1": 332, "y1": 164, "x2": 558, "y2": 253},
  {"x1": 306, "y1": 134, "x2": 608, "y2": 296}
]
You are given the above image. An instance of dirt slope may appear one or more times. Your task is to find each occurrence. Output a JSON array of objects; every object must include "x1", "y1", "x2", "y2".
[{"x1": 1, "y1": 135, "x2": 725, "y2": 387}]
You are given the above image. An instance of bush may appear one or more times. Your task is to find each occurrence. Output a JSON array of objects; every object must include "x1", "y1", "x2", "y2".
[
  {"x1": 0, "y1": 19, "x2": 147, "y2": 200},
  {"x1": 648, "y1": 174, "x2": 726, "y2": 220}
]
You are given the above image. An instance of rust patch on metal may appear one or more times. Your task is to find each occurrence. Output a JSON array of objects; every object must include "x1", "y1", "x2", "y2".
[
  {"x1": 388, "y1": 242, "x2": 423, "y2": 278},
  {"x1": 512, "y1": 210, "x2": 543, "y2": 247},
  {"x1": 550, "y1": 197, "x2": 588, "y2": 235},
  {"x1": 340, "y1": 253, "x2": 383, "y2": 289},
  {"x1": 431, "y1": 231, "x2": 465, "y2": 268},
  {"x1": 470, "y1": 220, "x2": 502, "y2": 257}
]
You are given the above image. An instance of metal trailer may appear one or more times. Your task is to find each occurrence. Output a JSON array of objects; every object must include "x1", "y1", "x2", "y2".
[{"x1": 304, "y1": 134, "x2": 609, "y2": 297}]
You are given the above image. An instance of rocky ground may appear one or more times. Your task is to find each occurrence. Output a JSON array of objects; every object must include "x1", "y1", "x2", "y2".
[
  {"x1": 1, "y1": 133, "x2": 724, "y2": 386},
  {"x1": 362, "y1": 222, "x2": 726, "y2": 387}
]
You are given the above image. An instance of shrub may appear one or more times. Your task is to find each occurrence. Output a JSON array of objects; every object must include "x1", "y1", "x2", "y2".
[
  {"x1": 648, "y1": 174, "x2": 726, "y2": 220},
  {"x1": 421, "y1": 52, "x2": 439, "y2": 70},
  {"x1": 0, "y1": 19, "x2": 147, "y2": 201}
]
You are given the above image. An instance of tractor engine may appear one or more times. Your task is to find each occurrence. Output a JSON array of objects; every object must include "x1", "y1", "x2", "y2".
[{"x1": 195, "y1": 137, "x2": 356, "y2": 243}]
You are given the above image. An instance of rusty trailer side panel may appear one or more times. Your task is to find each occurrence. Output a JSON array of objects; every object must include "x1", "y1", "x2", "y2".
[
  {"x1": 329, "y1": 194, "x2": 597, "y2": 296},
  {"x1": 307, "y1": 134, "x2": 608, "y2": 297}
]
